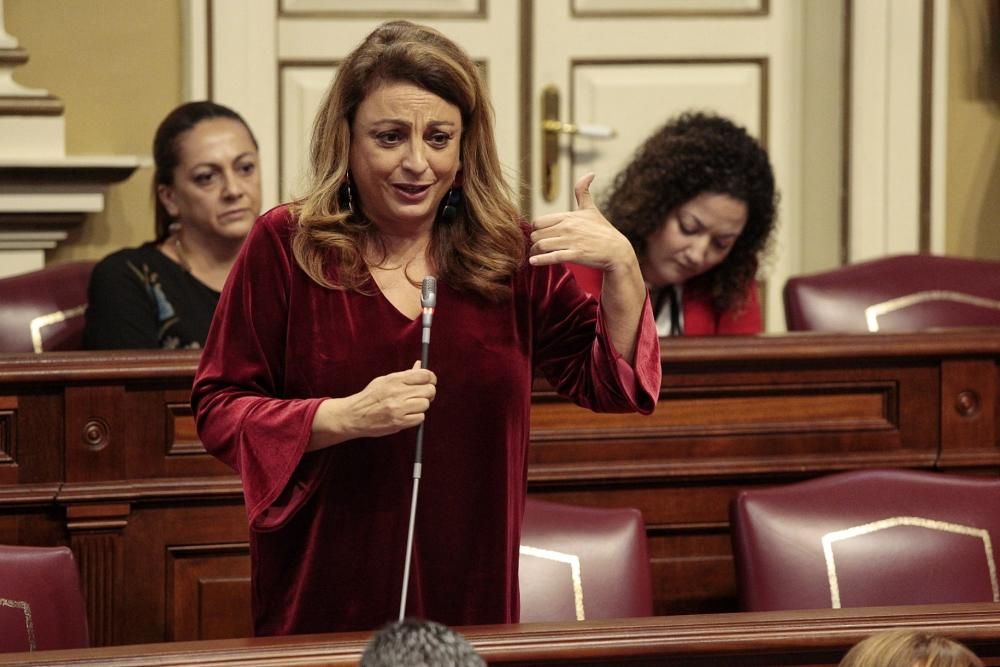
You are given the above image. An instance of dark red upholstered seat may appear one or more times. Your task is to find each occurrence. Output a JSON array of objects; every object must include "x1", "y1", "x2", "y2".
[
  {"x1": 518, "y1": 498, "x2": 653, "y2": 622},
  {"x1": 730, "y1": 469, "x2": 1000, "y2": 612},
  {"x1": 0, "y1": 261, "x2": 95, "y2": 352},
  {"x1": 783, "y1": 254, "x2": 1000, "y2": 332},
  {"x1": 0, "y1": 545, "x2": 89, "y2": 652}
]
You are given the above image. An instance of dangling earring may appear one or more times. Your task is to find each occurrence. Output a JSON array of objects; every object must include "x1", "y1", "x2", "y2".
[
  {"x1": 440, "y1": 187, "x2": 462, "y2": 222},
  {"x1": 340, "y1": 173, "x2": 355, "y2": 215}
]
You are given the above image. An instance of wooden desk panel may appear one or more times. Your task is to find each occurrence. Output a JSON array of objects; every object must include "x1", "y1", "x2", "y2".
[
  {"x1": 0, "y1": 331, "x2": 997, "y2": 645},
  {"x1": 2, "y1": 603, "x2": 1000, "y2": 666}
]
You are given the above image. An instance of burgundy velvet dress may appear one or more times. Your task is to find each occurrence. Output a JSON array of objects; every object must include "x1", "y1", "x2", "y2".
[{"x1": 192, "y1": 205, "x2": 661, "y2": 635}]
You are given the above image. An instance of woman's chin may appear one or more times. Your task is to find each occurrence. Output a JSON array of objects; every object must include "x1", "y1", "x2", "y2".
[
  {"x1": 384, "y1": 206, "x2": 437, "y2": 227},
  {"x1": 650, "y1": 270, "x2": 684, "y2": 288}
]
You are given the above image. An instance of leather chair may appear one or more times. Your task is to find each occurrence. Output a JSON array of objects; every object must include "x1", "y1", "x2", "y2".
[
  {"x1": 0, "y1": 261, "x2": 95, "y2": 352},
  {"x1": 783, "y1": 254, "x2": 1000, "y2": 332},
  {"x1": 0, "y1": 545, "x2": 89, "y2": 652},
  {"x1": 730, "y1": 469, "x2": 1000, "y2": 612},
  {"x1": 518, "y1": 497, "x2": 653, "y2": 622}
]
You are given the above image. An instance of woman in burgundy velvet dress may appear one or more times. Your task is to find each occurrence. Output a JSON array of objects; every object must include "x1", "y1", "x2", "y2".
[{"x1": 192, "y1": 20, "x2": 661, "y2": 636}]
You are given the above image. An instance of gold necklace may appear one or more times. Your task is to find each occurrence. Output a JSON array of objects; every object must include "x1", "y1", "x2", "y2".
[{"x1": 173, "y1": 236, "x2": 192, "y2": 273}]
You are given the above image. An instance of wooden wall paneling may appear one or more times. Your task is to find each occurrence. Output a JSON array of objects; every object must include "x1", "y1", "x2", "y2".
[
  {"x1": 0, "y1": 501, "x2": 62, "y2": 547},
  {"x1": 526, "y1": 339, "x2": 954, "y2": 616},
  {"x1": 121, "y1": 501, "x2": 250, "y2": 646},
  {"x1": 15, "y1": 393, "x2": 64, "y2": 484},
  {"x1": 0, "y1": 514, "x2": 14, "y2": 544},
  {"x1": 649, "y1": 529, "x2": 737, "y2": 615},
  {"x1": 0, "y1": 391, "x2": 63, "y2": 485},
  {"x1": 0, "y1": 395, "x2": 17, "y2": 474},
  {"x1": 529, "y1": 364, "x2": 940, "y2": 479},
  {"x1": 64, "y1": 385, "x2": 125, "y2": 483},
  {"x1": 166, "y1": 543, "x2": 251, "y2": 641},
  {"x1": 0, "y1": 334, "x2": 998, "y2": 643},
  {"x1": 938, "y1": 358, "x2": 1000, "y2": 469},
  {"x1": 152, "y1": 386, "x2": 232, "y2": 479},
  {"x1": 66, "y1": 503, "x2": 129, "y2": 647},
  {"x1": 120, "y1": 383, "x2": 190, "y2": 479}
]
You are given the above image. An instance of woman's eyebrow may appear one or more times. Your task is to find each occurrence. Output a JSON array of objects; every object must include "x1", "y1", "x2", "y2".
[{"x1": 682, "y1": 211, "x2": 705, "y2": 230}]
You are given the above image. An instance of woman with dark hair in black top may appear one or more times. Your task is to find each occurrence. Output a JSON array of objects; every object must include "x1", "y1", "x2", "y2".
[{"x1": 84, "y1": 100, "x2": 261, "y2": 349}]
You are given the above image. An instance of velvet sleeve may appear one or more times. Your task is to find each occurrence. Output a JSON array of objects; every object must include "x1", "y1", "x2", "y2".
[
  {"x1": 83, "y1": 253, "x2": 162, "y2": 349},
  {"x1": 191, "y1": 208, "x2": 325, "y2": 529},
  {"x1": 531, "y1": 262, "x2": 661, "y2": 415}
]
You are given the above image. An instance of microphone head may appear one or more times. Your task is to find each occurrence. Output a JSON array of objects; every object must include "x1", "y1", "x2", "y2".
[{"x1": 420, "y1": 276, "x2": 437, "y2": 309}]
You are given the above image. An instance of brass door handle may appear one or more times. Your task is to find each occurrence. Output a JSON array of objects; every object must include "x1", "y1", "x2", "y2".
[
  {"x1": 541, "y1": 120, "x2": 616, "y2": 138},
  {"x1": 541, "y1": 85, "x2": 616, "y2": 202}
]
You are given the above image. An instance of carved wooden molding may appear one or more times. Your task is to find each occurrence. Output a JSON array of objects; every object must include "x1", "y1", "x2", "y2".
[
  {"x1": 57, "y1": 478, "x2": 244, "y2": 504},
  {"x1": 0, "y1": 94, "x2": 64, "y2": 115},
  {"x1": 0, "y1": 482, "x2": 59, "y2": 505},
  {"x1": 66, "y1": 504, "x2": 130, "y2": 647},
  {"x1": 0, "y1": 47, "x2": 28, "y2": 66},
  {"x1": 1, "y1": 602, "x2": 1000, "y2": 666},
  {"x1": 165, "y1": 403, "x2": 204, "y2": 457},
  {"x1": 0, "y1": 408, "x2": 14, "y2": 465},
  {"x1": 0, "y1": 162, "x2": 136, "y2": 185}
]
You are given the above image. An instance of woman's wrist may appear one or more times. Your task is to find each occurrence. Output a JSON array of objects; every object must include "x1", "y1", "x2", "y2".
[{"x1": 308, "y1": 397, "x2": 358, "y2": 451}]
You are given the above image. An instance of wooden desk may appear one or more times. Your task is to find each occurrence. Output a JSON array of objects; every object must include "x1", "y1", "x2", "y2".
[
  {"x1": 0, "y1": 331, "x2": 997, "y2": 646},
  {"x1": 2, "y1": 603, "x2": 1000, "y2": 666}
]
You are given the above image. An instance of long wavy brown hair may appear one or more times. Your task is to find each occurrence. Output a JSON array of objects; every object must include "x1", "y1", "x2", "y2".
[
  {"x1": 603, "y1": 111, "x2": 778, "y2": 313},
  {"x1": 291, "y1": 21, "x2": 524, "y2": 300}
]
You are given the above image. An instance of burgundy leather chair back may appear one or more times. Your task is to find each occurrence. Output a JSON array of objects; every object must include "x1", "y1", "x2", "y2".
[
  {"x1": 783, "y1": 254, "x2": 1000, "y2": 332},
  {"x1": 519, "y1": 498, "x2": 653, "y2": 622},
  {"x1": 0, "y1": 261, "x2": 95, "y2": 353},
  {"x1": 730, "y1": 469, "x2": 1000, "y2": 612},
  {"x1": 0, "y1": 545, "x2": 89, "y2": 652}
]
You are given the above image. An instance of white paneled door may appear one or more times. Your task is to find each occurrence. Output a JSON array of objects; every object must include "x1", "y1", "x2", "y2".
[{"x1": 196, "y1": 0, "x2": 940, "y2": 332}]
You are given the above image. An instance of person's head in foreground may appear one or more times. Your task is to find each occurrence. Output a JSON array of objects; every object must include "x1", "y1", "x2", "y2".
[
  {"x1": 838, "y1": 629, "x2": 983, "y2": 667},
  {"x1": 360, "y1": 618, "x2": 485, "y2": 667}
]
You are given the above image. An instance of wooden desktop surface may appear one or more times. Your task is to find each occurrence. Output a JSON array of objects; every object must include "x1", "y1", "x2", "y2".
[{"x1": 2, "y1": 603, "x2": 1000, "y2": 666}]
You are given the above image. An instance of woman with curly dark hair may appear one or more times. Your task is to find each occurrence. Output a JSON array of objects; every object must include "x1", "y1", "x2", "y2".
[{"x1": 572, "y1": 111, "x2": 778, "y2": 335}]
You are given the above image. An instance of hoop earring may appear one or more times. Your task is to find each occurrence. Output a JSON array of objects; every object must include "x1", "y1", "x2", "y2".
[
  {"x1": 440, "y1": 187, "x2": 462, "y2": 222},
  {"x1": 340, "y1": 174, "x2": 355, "y2": 215}
]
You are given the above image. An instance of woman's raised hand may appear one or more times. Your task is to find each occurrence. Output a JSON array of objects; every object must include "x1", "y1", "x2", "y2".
[{"x1": 528, "y1": 173, "x2": 637, "y2": 274}]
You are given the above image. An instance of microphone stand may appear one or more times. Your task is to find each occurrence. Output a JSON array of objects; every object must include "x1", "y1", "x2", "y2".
[{"x1": 399, "y1": 276, "x2": 436, "y2": 620}]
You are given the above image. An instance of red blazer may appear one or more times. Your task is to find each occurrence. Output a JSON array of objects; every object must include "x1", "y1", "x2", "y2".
[{"x1": 569, "y1": 264, "x2": 763, "y2": 335}]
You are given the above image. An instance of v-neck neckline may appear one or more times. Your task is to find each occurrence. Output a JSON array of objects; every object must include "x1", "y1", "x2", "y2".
[{"x1": 366, "y1": 267, "x2": 425, "y2": 323}]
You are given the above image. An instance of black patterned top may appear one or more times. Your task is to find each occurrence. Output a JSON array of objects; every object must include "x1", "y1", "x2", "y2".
[{"x1": 83, "y1": 242, "x2": 220, "y2": 350}]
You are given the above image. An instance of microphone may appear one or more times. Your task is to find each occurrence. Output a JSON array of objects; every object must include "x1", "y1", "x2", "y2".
[
  {"x1": 400, "y1": 275, "x2": 437, "y2": 620},
  {"x1": 419, "y1": 276, "x2": 436, "y2": 368}
]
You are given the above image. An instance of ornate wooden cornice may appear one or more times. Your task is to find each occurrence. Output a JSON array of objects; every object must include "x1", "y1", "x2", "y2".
[{"x1": 0, "y1": 94, "x2": 63, "y2": 116}]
